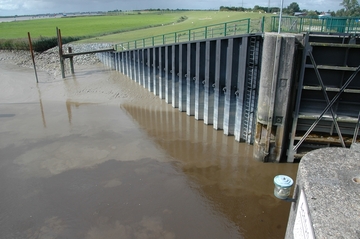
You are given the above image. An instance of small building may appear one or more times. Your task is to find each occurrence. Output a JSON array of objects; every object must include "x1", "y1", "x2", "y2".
[
  {"x1": 319, "y1": 12, "x2": 331, "y2": 18},
  {"x1": 294, "y1": 12, "x2": 306, "y2": 17}
]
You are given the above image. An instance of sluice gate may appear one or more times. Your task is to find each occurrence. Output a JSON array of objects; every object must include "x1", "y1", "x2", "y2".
[
  {"x1": 253, "y1": 33, "x2": 360, "y2": 162},
  {"x1": 97, "y1": 32, "x2": 360, "y2": 162},
  {"x1": 287, "y1": 33, "x2": 360, "y2": 162}
]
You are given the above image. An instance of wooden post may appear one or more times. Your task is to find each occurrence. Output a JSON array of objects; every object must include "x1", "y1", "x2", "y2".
[
  {"x1": 56, "y1": 27, "x2": 65, "y2": 78},
  {"x1": 27, "y1": 32, "x2": 39, "y2": 83},
  {"x1": 68, "y1": 47, "x2": 74, "y2": 74}
]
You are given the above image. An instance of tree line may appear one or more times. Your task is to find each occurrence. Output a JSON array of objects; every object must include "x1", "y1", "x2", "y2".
[{"x1": 220, "y1": 0, "x2": 360, "y2": 17}]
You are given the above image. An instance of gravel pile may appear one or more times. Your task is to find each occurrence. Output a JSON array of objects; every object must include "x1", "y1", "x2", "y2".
[{"x1": 0, "y1": 43, "x2": 113, "y2": 78}]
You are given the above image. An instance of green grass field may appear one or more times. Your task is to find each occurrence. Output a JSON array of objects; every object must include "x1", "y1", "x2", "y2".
[
  {"x1": 0, "y1": 11, "x2": 269, "y2": 44},
  {"x1": 0, "y1": 12, "x2": 182, "y2": 39},
  {"x1": 85, "y1": 11, "x2": 268, "y2": 44}
]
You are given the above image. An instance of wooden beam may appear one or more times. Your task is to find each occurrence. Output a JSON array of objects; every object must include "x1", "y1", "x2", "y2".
[{"x1": 62, "y1": 48, "x2": 114, "y2": 58}]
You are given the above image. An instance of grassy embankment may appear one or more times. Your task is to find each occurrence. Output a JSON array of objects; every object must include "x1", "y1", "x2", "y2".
[
  {"x1": 0, "y1": 11, "x2": 269, "y2": 51},
  {"x1": 82, "y1": 11, "x2": 269, "y2": 44}
]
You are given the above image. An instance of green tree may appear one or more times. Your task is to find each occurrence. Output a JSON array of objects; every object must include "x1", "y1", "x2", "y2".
[
  {"x1": 337, "y1": 0, "x2": 360, "y2": 16},
  {"x1": 285, "y1": 2, "x2": 301, "y2": 15},
  {"x1": 253, "y1": 5, "x2": 261, "y2": 11},
  {"x1": 306, "y1": 10, "x2": 319, "y2": 18}
]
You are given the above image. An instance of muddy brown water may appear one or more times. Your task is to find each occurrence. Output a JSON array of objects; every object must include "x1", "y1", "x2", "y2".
[{"x1": 0, "y1": 63, "x2": 298, "y2": 238}]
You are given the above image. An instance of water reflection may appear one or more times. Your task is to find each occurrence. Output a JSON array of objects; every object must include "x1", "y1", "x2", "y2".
[
  {"x1": 36, "y1": 85, "x2": 47, "y2": 128},
  {"x1": 121, "y1": 103, "x2": 298, "y2": 239},
  {"x1": 0, "y1": 62, "x2": 298, "y2": 238},
  {"x1": 65, "y1": 100, "x2": 94, "y2": 125}
]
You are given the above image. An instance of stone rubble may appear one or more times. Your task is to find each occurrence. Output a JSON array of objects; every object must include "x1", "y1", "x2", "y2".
[{"x1": 0, "y1": 43, "x2": 113, "y2": 79}]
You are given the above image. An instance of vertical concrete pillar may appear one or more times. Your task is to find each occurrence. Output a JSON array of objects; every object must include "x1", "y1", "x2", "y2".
[
  {"x1": 137, "y1": 50, "x2": 141, "y2": 85},
  {"x1": 114, "y1": 52, "x2": 118, "y2": 72},
  {"x1": 120, "y1": 51, "x2": 125, "y2": 74},
  {"x1": 117, "y1": 52, "x2": 121, "y2": 72},
  {"x1": 109, "y1": 52, "x2": 113, "y2": 69},
  {"x1": 112, "y1": 52, "x2": 116, "y2": 71},
  {"x1": 223, "y1": 38, "x2": 234, "y2": 135},
  {"x1": 105, "y1": 52, "x2": 108, "y2": 66},
  {"x1": 253, "y1": 33, "x2": 297, "y2": 162},
  {"x1": 103, "y1": 52, "x2": 107, "y2": 67},
  {"x1": 153, "y1": 47, "x2": 159, "y2": 95},
  {"x1": 165, "y1": 45, "x2": 172, "y2": 104},
  {"x1": 195, "y1": 42, "x2": 206, "y2": 120},
  {"x1": 147, "y1": 48, "x2": 153, "y2": 92},
  {"x1": 114, "y1": 52, "x2": 117, "y2": 71},
  {"x1": 224, "y1": 38, "x2": 241, "y2": 136},
  {"x1": 179, "y1": 43, "x2": 187, "y2": 112},
  {"x1": 113, "y1": 52, "x2": 117, "y2": 71},
  {"x1": 130, "y1": 51, "x2": 135, "y2": 79},
  {"x1": 127, "y1": 51, "x2": 131, "y2": 78},
  {"x1": 101, "y1": 52, "x2": 105, "y2": 66},
  {"x1": 172, "y1": 45, "x2": 180, "y2": 108},
  {"x1": 128, "y1": 51, "x2": 132, "y2": 79},
  {"x1": 234, "y1": 37, "x2": 249, "y2": 142},
  {"x1": 107, "y1": 52, "x2": 111, "y2": 68},
  {"x1": 135, "y1": 49, "x2": 140, "y2": 84},
  {"x1": 132, "y1": 50, "x2": 136, "y2": 80},
  {"x1": 141, "y1": 49, "x2": 146, "y2": 87},
  {"x1": 159, "y1": 46, "x2": 165, "y2": 99},
  {"x1": 123, "y1": 51, "x2": 127, "y2": 74},
  {"x1": 204, "y1": 40, "x2": 216, "y2": 125},
  {"x1": 116, "y1": 52, "x2": 119, "y2": 73},
  {"x1": 213, "y1": 39, "x2": 228, "y2": 130},
  {"x1": 186, "y1": 43, "x2": 196, "y2": 116},
  {"x1": 111, "y1": 52, "x2": 116, "y2": 70}
]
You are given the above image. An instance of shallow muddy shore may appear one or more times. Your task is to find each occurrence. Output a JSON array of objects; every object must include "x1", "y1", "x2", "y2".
[
  {"x1": 0, "y1": 43, "x2": 112, "y2": 78},
  {"x1": 0, "y1": 49, "x2": 298, "y2": 238}
]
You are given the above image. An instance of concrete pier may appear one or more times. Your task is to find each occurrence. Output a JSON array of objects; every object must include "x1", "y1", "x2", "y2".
[
  {"x1": 253, "y1": 33, "x2": 301, "y2": 162},
  {"x1": 285, "y1": 145, "x2": 360, "y2": 238}
]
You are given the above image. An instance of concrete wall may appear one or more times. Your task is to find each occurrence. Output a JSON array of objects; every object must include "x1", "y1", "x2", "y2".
[
  {"x1": 97, "y1": 34, "x2": 263, "y2": 144},
  {"x1": 97, "y1": 33, "x2": 360, "y2": 163}
]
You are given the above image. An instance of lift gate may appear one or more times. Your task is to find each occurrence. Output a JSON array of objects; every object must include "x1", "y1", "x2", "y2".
[{"x1": 287, "y1": 33, "x2": 360, "y2": 162}]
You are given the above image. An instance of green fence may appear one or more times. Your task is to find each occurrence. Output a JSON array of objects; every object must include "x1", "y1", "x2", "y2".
[
  {"x1": 271, "y1": 16, "x2": 360, "y2": 34},
  {"x1": 113, "y1": 16, "x2": 359, "y2": 51},
  {"x1": 114, "y1": 18, "x2": 252, "y2": 51}
]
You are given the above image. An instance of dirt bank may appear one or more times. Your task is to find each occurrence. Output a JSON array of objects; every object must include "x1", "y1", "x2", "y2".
[
  {"x1": 0, "y1": 43, "x2": 111, "y2": 79},
  {"x1": 0, "y1": 44, "x2": 160, "y2": 105}
]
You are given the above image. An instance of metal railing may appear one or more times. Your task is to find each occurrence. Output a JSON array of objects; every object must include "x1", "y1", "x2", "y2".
[
  {"x1": 113, "y1": 16, "x2": 359, "y2": 51},
  {"x1": 114, "y1": 18, "x2": 251, "y2": 51},
  {"x1": 271, "y1": 16, "x2": 360, "y2": 34}
]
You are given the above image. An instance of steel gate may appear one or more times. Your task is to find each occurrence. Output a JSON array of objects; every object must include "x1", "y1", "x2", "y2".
[{"x1": 287, "y1": 33, "x2": 360, "y2": 162}]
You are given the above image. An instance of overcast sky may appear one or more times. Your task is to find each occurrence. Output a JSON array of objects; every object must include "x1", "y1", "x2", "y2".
[{"x1": 0, "y1": 0, "x2": 343, "y2": 16}]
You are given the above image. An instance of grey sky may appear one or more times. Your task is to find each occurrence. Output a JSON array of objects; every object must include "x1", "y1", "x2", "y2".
[{"x1": 0, "y1": 0, "x2": 343, "y2": 16}]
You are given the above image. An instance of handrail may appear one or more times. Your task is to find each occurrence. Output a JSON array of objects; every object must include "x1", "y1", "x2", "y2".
[
  {"x1": 113, "y1": 16, "x2": 359, "y2": 51},
  {"x1": 114, "y1": 18, "x2": 251, "y2": 51},
  {"x1": 270, "y1": 16, "x2": 360, "y2": 34}
]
